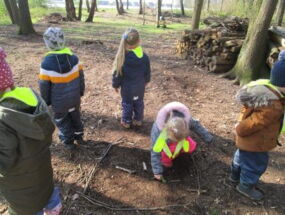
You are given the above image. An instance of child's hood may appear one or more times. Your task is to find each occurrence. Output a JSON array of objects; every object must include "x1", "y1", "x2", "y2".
[
  {"x1": 125, "y1": 48, "x2": 145, "y2": 66},
  {"x1": 0, "y1": 99, "x2": 54, "y2": 141},
  {"x1": 236, "y1": 85, "x2": 280, "y2": 107}
]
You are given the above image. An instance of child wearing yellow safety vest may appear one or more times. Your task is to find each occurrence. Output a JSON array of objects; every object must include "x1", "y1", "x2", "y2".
[
  {"x1": 0, "y1": 47, "x2": 61, "y2": 215},
  {"x1": 112, "y1": 28, "x2": 151, "y2": 128},
  {"x1": 151, "y1": 102, "x2": 213, "y2": 181},
  {"x1": 39, "y1": 27, "x2": 85, "y2": 150},
  {"x1": 230, "y1": 54, "x2": 285, "y2": 201}
]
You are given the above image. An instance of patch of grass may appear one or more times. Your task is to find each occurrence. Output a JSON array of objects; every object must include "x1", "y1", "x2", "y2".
[{"x1": 30, "y1": 7, "x2": 66, "y2": 23}]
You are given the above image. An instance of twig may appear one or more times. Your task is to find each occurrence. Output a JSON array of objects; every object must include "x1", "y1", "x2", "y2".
[
  {"x1": 84, "y1": 142, "x2": 120, "y2": 193},
  {"x1": 115, "y1": 165, "x2": 136, "y2": 174},
  {"x1": 79, "y1": 192, "x2": 192, "y2": 211},
  {"x1": 83, "y1": 164, "x2": 98, "y2": 194}
]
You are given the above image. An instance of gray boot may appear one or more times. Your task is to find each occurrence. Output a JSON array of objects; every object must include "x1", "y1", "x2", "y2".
[{"x1": 236, "y1": 183, "x2": 264, "y2": 201}]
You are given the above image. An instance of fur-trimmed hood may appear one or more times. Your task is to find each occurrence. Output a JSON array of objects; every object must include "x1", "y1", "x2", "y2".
[{"x1": 236, "y1": 85, "x2": 280, "y2": 108}]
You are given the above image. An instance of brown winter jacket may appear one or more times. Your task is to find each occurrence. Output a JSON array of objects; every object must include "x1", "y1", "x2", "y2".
[{"x1": 235, "y1": 85, "x2": 285, "y2": 152}]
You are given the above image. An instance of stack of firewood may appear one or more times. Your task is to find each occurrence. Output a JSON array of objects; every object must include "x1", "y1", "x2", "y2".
[
  {"x1": 176, "y1": 16, "x2": 248, "y2": 73},
  {"x1": 267, "y1": 26, "x2": 285, "y2": 68}
]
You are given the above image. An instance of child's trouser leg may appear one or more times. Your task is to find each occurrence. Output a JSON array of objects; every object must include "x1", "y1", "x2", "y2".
[
  {"x1": 54, "y1": 112, "x2": 74, "y2": 144},
  {"x1": 236, "y1": 150, "x2": 269, "y2": 200},
  {"x1": 34, "y1": 187, "x2": 62, "y2": 215},
  {"x1": 70, "y1": 108, "x2": 84, "y2": 140},
  {"x1": 133, "y1": 99, "x2": 144, "y2": 122},
  {"x1": 121, "y1": 101, "x2": 133, "y2": 124},
  {"x1": 230, "y1": 149, "x2": 241, "y2": 182},
  {"x1": 239, "y1": 150, "x2": 269, "y2": 186}
]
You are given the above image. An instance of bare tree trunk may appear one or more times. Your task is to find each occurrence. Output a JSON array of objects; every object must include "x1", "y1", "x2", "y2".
[
  {"x1": 156, "y1": 0, "x2": 162, "y2": 27},
  {"x1": 127, "y1": 0, "x2": 129, "y2": 9},
  {"x1": 78, "y1": 0, "x2": 83, "y2": 21},
  {"x1": 276, "y1": 0, "x2": 285, "y2": 26},
  {"x1": 95, "y1": 0, "x2": 98, "y2": 11},
  {"x1": 86, "y1": 0, "x2": 90, "y2": 12},
  {"x1": 18, "y1": 0, "x2": 36, "y2": 35},
  {"x1": 192, "y1": 0, "x2": 204, "y2": 30},
  {"x1": 139, "y1": 0, "x2": 143, "y2": 14},
  {"x1": 180, "y1": 0, "x2": 185, "y2": 16},
  {"x1": 207, "y1": 0, "x2": 210, "y2": 11},
  {"x1": 143, "y1": 0, "x2": 146, "y2": 25},
  {"x1": 228, "y1": 0, "x2": 278, "y2": 85},
  {"x1": 65, "y1": 0, "x2": 77, "y2": 21},
  {"x1": 115, "y1": 0, "x2": 123, "y2": 14},
  {"x1": 86, "y1": 0, "x2": 96, "y2": 22},
  {"x1": 119, "y1": 0, "x2": 125, "y2": 13},
  {"x1": 220, "y1": 0, "x2": 224, "y2": 11},
  {"x1": 9, "y1": 0, "x2": 20, "y2": 25},
  {"x1": 4, "y1": 0, "x2": 16, "y2": 24}
]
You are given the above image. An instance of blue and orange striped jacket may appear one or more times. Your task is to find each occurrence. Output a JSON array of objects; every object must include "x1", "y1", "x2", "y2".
[{"x1": 39, "y1": 48, "x2": 85, "y2": 113}]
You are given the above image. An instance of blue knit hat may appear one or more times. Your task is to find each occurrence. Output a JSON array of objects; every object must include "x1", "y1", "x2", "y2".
[{"x1": 270, "y1": 58, "x2": 285, "y2": 87}]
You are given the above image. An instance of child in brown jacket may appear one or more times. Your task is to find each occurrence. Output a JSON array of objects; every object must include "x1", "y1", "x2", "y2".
[{"x1": 230, "y1": 55, "x2": 285, "y2": 201}]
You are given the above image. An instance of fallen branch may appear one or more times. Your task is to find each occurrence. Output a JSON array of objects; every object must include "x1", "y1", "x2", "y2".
[
  {"x1": 115, "y1": 165, "x2": 136, "y2": 174},
  {"x1": 83, "y1": 164, "x2": 98, "y2": 194},
  {"x1": 78, "y1": 192, "x2": 192, "y2": 211}
]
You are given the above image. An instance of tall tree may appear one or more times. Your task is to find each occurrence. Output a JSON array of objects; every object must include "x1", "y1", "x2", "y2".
[
  {"x1": 156, "y1": 0, "x2": 162, "y2": 27},
  {"x1": 276, "y1": 0, "x2": 285, "y2": 26},
  {"x1": 86, "y1": 0, "x2": 90, "y2": 12},
  {"x1": 8, "y1": 0, "x2": 20, "y2": 25},
  {"x1": 139, "y1": 0, "x2": 143, "y2": 14},
  {"x1": 115, "y1": 0, "x2": 124, "y2": 14},
  {"x1": 86, "y1": 0, "x2": 96, "y2": 22},
  {"x1": 4, "y1": 0, "x2": 16, "y2": 24},
  {"x1": 225, "y1": 0, "x2": 278, "y2": 85},
  {"x1": 180, "y1": 0, "x2": 185, "y2": 16},
  {"x1": 65, "y1": 0, "x2": 77, "y2": 21},
  {"x1": 192, "y1": 0, "x2": 204, "y2": 30},
  {"x1": 119, "y1": 0, "x2": 125, "y2": 13},
  {"x1": 18, "y1": 0, "x2": 36, "y2": 34},
  {"x1": 78, "y1": 0, "x2": 83, "y2": 21},
  {"x1": 127, "y1": 0, "x2": 129, "y2": 9},
  {"x1": 207, "y1": 0, "x2": 210, "y2": 11}
]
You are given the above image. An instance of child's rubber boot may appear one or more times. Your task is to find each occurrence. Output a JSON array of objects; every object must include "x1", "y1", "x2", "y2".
[
  {"x1": 75, "y1": 136, "x2": 86, "y2": 145},
  {"x1": 133, "y1": 120, "x2": 142, "y2": 127},
  {"x1": 236, "y1": 183, "x2": 264, "y2": 201},
  {"x1": 229, "y1": 163, "x2": 240, "y2": 184},
  {"x1": 64, "y1": 140, "x2": 77, "y2": 150},
  {"x1": 120, "y1": 120, "x2": 131, "y2": 129}
]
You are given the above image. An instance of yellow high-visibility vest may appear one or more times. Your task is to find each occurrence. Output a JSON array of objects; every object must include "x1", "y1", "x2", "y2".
[
  {"x1": 153, "y1": 129, "x2": 190, "y2": 159},
  {"x1": 0, "y1": 87, "x2": 38, "y2": 107}
]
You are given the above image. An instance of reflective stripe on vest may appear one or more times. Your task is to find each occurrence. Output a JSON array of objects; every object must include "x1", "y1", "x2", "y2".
[
  {"x1": 247, "y1": 79, "x2": 285, "y2": 133},
  {"x1": 153, "y1": 129, "x2": 190, "y2": 159},
  {"x1": 130, "y1": 46, "x2": 143, "y2": 59},
  {"x1": 0, "y1": 87, "x2": 38, "y2": 107},
  {"x1": 46, "y1": 47, "x2": 73, "y2": 56}
]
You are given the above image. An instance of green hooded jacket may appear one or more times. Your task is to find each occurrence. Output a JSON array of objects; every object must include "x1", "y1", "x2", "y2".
[{"x1": 0, "y1": 88, "x2": 55, "y2": 215}]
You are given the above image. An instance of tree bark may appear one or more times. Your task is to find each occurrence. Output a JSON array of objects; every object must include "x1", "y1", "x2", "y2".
[
  {"x1": 156, "y1": 0, "x2": 162, "y2": 27},
  {"x1": 86, "y1": 0, "x2": 96, "y2": 22},
  {"x1": 18, "y1": 0, "x2": 36, "y2": 35},
  {"x1": 207, "y1": 0, "x2": 210, "y2": 11},
  {"x1": 86, "y1": 0, "x2": 90, "y2": 12},
  {"x1": 139, "y1": 0, "x2": 143, "y2": 14},
  {"x1": 4, "y1": 0, "x2": 16, "y2": 24},
  {"x1": 276, "y1": 0, "x2": 285, "y2": 26},
  {"x1": 192, "y1": 0, "x2": 204, "y2": 30},
  {"x1": 9, "y1": 0, "x2": 20, "y2": 25},
  {"x1": 229, "y1": 0, "x2": 278, "y2": 85},
  {"x1": 78, "y1": 0, "x2": 83, "y2": 21},
  {"x1": 119, "y1": 0, "x2": 125, "y2": 13},
  {"x1": 180, "y1": 0, "x2": 185, "y2": 16},
  {"x1": 127, "y1": 0, "x2": 129, "y2": 9},
  {"x1": 65, "y1": 0, "x2": 77, "y2": 21},
  {"x1": 116, "y1": 0, "x2": 124, "y2": 14}
]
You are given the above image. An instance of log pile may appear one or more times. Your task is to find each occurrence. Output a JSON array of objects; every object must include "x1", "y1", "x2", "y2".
[
  {"x1": 176, "y1": 16, "x2": 248, "y2": 73},
  {"x1": 267, "y1": 26, "x2": 285, "y2": 68}
]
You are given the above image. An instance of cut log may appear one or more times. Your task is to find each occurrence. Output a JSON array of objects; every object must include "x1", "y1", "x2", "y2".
[{"x1": 268, "y1": 26, "x2": 285, "y2": 47}]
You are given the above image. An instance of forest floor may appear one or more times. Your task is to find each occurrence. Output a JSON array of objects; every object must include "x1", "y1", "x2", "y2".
[{"x1": 0, "y1": 11, "x2": 285, "y2": 215}]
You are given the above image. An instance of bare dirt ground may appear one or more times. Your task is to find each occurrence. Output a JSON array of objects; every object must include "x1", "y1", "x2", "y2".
[{"x1": 0, "y1": 13, "x2": 285, "y2": 215}]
